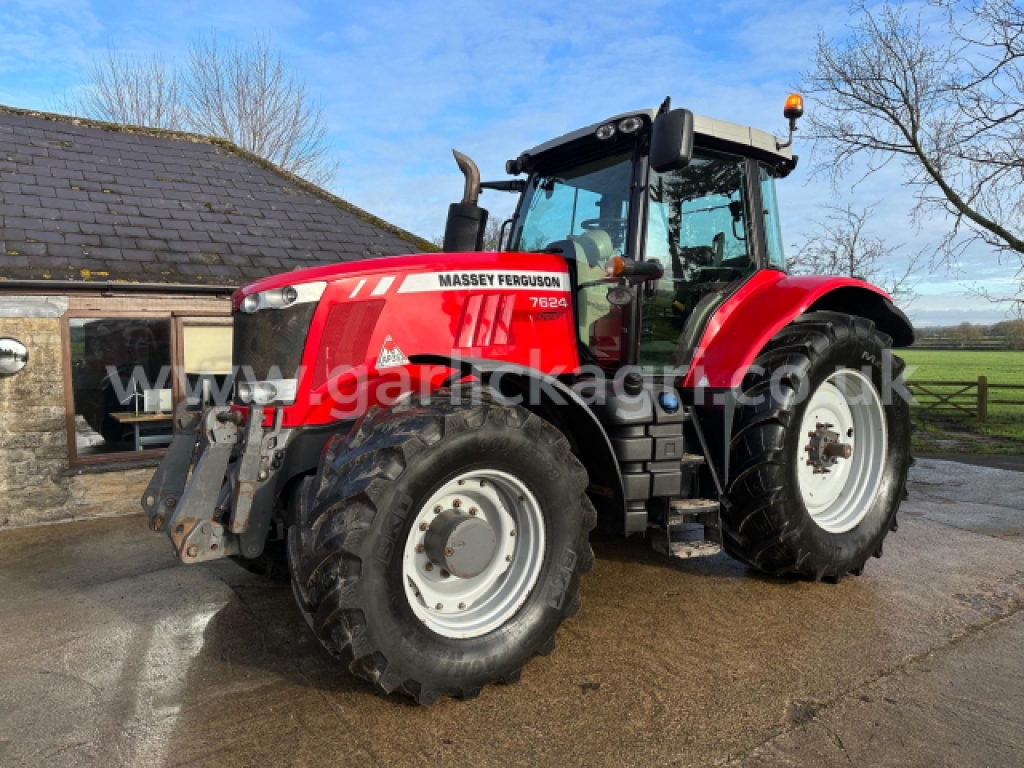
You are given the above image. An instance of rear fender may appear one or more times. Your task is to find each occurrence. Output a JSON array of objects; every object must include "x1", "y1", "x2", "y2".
[
  {"x1": 681, "y1": 271, "x2": 914, "y2": 390},
  {"x1": 681, "y1": 272, "x2": 914, "y2": 487},
  {"x1": 411, "y1": 354, "x2": 626, "y2": 532}
]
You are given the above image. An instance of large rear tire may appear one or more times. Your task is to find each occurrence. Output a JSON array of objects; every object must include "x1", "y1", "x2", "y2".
[
  {"x1": 287, "y1": 390, "x2": 596, "y2": 704},
  {"x1": 720, "y1": 311, "x2": 911, "y2": 581}
]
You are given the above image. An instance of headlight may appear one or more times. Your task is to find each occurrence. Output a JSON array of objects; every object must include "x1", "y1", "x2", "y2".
[
  {"x1": 618, "y1": 116, "x2": 643, "y2": 134},
  {"x1": 595, "y1": 123, "x2": 616, "y2": 140},
  {"x1": 252, "y1": 381, "x2": 278, "y2": 405},
  {"x1": 236, "y1": 381, "x2": 253, "y2": 402},
  {"x1": 240, "y1": 294, "x2": 260, "y2": 314}
]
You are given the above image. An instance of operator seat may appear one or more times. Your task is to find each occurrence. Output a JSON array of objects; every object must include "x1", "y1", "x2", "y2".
[
  {"x1": 568, "y1": 230, "x2": 616, "y2": 352},
  {"x1": 571, "y1": 229, "x2": 614, "y2": 268}
]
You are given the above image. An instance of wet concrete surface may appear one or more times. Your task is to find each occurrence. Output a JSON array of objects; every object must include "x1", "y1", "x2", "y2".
[{"x1": 0, "y1": 457, "x2": 1021, "y2": 767}]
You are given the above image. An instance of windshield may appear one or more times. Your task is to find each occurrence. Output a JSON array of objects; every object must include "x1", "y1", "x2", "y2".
[
  {"x1": 511, "y1": 150, "x2": 634, "y2": 253},
  {"x1": 511, "y1": 150, "x2": 635, "y2": 365}
]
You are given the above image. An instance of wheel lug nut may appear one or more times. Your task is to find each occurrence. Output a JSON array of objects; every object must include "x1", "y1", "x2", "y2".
[
  {"x1": 458, "y1": 479, "x2": 465, "y2": 485},
  {"x1": 419, "y1": 522, "x2": 428, "y2": 531},
  {"x1": 458, "y1": 602, "x2": 466, "y2": 610},
  {"x1": 453, "y1": 499, "x2": 461, "y2": 508},
  {"x1": 415, "y1": 544, "x2": 424, "y2": 553},
  {"x1": 436, "y1": 603, "x2": 443, "y2": 610},
  {"x1": 440, "y1": 569, "x2": 450, "y2": 579},
  {"x1": 506, "y1": 555, "x2": 513, "y2": 562},
  {"x1": 434, "y1": 505, "x2": 442, "y2": 514},
  {"x1": 425, "y1": 562, "x2": 433, "y2": 571},
  {"x1": 445, "y1": 547, "x2": 454, "y2": 557},
  {"x1": 510, "y1": 530, "x2": 517, "y2": 537},
  {"x1": 469, "y1": 507, "x2": 478, "y2": 516}
]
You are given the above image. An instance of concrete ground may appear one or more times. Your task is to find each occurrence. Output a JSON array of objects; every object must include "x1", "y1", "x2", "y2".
[{"x1": 1, "y1": 458, "x2": 1022, "y2": 768}]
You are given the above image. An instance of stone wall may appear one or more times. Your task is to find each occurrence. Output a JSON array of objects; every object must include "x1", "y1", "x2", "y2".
[{"x1": 0, "y1": 297, "x2": 153, "y2": 529}]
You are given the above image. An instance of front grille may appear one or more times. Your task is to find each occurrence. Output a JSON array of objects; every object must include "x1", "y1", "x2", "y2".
[
  {"x1": 233, "y1": 303, "x2": 317, "y2": 383},
  {"x1": 311, "y1": 300, "x2": 385, "y2": 388}
]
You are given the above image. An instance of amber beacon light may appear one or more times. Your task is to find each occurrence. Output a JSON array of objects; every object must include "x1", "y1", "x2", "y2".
[
  {"x1": 777, "y1": 93, "x2": 804, "y2": 150},
  {"x1": 784, "y1": 93, "x2": 804, "y2": 120}
]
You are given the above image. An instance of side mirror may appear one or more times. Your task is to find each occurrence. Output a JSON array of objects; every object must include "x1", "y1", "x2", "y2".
[
  {"x1": 0, "y1": 338, "x2": 28, "y2": 376},
  {"x1": 650, "y1": 109, "x2": 694, "y2": 174}
]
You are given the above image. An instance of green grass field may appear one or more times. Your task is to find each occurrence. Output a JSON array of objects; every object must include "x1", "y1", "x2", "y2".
[{"x1": 899, "y1": 349, "x2": 1024, "y2": 450}]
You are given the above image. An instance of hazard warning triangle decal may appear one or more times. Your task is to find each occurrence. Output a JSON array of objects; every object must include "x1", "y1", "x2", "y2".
[{"x1": 376, "y1": 335, "x2": 409, "y2": 369}]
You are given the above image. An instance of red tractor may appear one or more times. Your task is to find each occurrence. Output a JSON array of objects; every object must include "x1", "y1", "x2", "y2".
[{"x1": 142, "y1": 95, "x2": 913, "y2": 704}]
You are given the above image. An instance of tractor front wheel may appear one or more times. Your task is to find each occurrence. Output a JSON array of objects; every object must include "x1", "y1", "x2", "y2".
[
  {"x1": 287, "y1": 391, "x2": 596, "y2": 704},
  {"x1": 721, "y1": 311, "x2": 911, "y2": 581}
]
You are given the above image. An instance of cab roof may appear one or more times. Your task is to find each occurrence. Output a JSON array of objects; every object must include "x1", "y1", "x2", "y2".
[{"x1": 519, "y1": 109, "x2": 793, "y2": 167}]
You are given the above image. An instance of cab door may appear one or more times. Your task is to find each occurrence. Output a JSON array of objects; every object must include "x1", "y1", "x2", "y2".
[{"x1": 638, "y1": 150, "x2": 760, "y2": 371}]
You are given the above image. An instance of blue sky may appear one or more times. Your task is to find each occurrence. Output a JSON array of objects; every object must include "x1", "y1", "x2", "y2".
[{"x1": 0, "y1": 0, "x2": 1017, "y2": 325}]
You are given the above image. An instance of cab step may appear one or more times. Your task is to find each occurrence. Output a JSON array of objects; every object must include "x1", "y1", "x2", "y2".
[
  {"x1": 651, "y1": 538, "x2": 723, "y2": 559},
  {"x1": 649, "y1": 497, "x2": 723, "y2": 560},
  {"x1": 668, "y1": 497, "x2": 718, "y2": 526}
]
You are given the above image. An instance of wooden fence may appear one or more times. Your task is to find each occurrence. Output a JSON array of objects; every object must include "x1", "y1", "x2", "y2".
[{"x1": 908, "y1": 377, "x2": 1024, "y2": 421}]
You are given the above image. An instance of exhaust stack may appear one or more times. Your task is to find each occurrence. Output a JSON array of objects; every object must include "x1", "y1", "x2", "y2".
[{"x1": 442, "y1": 150, "x2": 489, "y2": 252}]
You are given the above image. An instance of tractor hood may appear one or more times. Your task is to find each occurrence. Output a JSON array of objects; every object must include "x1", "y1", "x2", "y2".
[
  {"x1": 229, "y1": 248, "x2": 580, "y2": 428},
  {"x1": 232, "y1": 251, "x2": 520, "y2": 309}
]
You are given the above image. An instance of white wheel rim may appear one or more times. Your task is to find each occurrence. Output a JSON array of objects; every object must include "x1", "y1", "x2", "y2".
[
  {"x1": 402, "y1": 469, "x2": 546, "y2": 639},
  {"x1": 797, "y1": 369, "x2": 887, "y2": 534}
]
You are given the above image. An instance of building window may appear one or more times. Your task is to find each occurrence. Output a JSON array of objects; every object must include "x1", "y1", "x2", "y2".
[
  {"x1": 69, "y1": 317, "x2": 173, "y2": 458},
  {"x1": 181, "y1": 321, "x2": 234, "y2": 408},
  {"x1": 65, "y1": 314, "x2": 233, "y2": 465}
]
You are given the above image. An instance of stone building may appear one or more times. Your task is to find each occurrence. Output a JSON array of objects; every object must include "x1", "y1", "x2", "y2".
[{"x1": 0, "y1": 106, "x2": 430, "y2": 528}]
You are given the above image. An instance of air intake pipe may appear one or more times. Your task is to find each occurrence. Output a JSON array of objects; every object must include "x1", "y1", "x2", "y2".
[{"x1": 442, "y1": 150, "x2": 489, "y2": 252}]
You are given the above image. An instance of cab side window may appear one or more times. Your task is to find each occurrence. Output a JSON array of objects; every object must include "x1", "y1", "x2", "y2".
[{"x1": 759, "y1": 164, "x2": 786, "y2": 270}]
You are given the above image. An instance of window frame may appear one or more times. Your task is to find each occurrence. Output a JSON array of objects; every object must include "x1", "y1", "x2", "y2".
[{"x1": 62, "y1": 309, "x2": 230, "y2": 468}]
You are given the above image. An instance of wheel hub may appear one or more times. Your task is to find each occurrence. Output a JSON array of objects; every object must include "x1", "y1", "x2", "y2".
[
  {"x1": 796, "y1": 370, "x2": 887, "y2": 534},
  {"x1": 424, "y1": 510, "x2": 496, "y2": 579},
  {"x1": 805, "y1": 422, "x2": 853, "y2": 474},
  {"x1": 402, "y1": 469, "x2": 545, "y2": 639}
]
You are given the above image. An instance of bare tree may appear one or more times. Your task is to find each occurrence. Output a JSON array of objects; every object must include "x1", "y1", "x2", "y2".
[
  {"x1": 790, "y1": 203, "x2": 922, "y2": 304},
  {"x1": 993, "y1": 318, "x2": 1024, "y2": 347},
  {"x1": 432, "y1": 217, "x2": 506, "y2": 251},
  {"x1": 60, "y1": 37, "x2": 337, "y2": 186},
  {"x1": 948, "y1": 320, "x2": 984, "y2": 344},
  {"x1": 803, "y1": 0, "x2": 1024, "y2": 307},
  {"x1": 183, "y1": 35, "x2": 337, "y2": 186},
  {"x1": 59, "y1": 49, "x2": 184, "y2": 130}
]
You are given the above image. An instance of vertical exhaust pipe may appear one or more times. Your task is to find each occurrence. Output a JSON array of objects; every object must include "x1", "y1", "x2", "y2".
[{"x1": 442, "y1": 149, "x2": 489, "y2": 252}]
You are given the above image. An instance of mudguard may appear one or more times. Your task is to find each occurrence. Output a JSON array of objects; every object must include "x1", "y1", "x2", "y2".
[
  {"x1": 410, "y1": 354, "x2": 626, "y2": 528},
  {"x1": 681, "y1": 271, "x2": 914, "y2": 390}
]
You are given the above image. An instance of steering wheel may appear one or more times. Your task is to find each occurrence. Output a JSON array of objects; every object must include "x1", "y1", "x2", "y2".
[{"x1": 580, "y1": 218, "x2": 627, "y2": 237}]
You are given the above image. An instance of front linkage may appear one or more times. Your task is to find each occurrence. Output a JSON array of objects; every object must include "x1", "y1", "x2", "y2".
[{"x1": 140, "y1": 403, "x2": 290, "y2": 564}]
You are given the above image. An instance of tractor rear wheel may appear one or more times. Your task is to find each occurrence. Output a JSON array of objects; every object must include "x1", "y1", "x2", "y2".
[
  {"x1": 720, "y1": 311, "x2": 911, "y2": 581},
  {"x1": 287, "y1": 390, "x2": 596, "y2": 704}
]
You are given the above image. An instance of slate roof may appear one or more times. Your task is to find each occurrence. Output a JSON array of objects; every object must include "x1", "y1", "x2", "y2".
[{"x1": 0, "y1": 106, "x2": 434, "y2": 286}]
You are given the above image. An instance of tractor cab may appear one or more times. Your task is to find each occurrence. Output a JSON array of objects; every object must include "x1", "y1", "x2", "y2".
[{"x1": 448, "y1": 99, "x2": 798, "y2": 373}]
